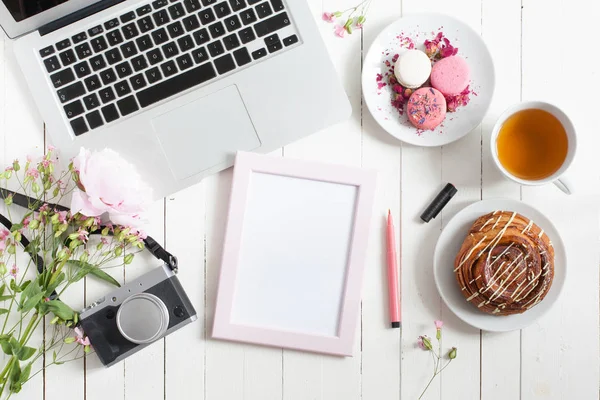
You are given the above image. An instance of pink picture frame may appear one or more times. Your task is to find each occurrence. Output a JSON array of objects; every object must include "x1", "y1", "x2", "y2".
[{"x1": 212, "y1": 152, "x2": 377, "y2": 356}]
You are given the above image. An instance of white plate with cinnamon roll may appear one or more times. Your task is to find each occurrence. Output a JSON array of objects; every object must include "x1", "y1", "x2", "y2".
[{"x1": 433, "y1": 199, "x2": 566, "y2": 331}]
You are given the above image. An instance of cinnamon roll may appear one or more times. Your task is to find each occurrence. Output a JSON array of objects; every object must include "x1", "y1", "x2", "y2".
[{"x1": 454, "y1": 211, "x2": 554, "y2": 316}]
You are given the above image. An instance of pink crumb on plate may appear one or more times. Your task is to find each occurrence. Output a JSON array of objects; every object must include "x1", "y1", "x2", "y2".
[
  {"x1": 406, "y1": 87, "x2": 447, "y2": 130},
  {"x1": 430, "y1": 55, "x2": 470, "y2": 96}
]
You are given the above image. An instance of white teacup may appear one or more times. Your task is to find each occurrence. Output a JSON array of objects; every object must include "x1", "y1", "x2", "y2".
[{"x1": 490, "y1": 101, "x2": 577, "y2": 194}]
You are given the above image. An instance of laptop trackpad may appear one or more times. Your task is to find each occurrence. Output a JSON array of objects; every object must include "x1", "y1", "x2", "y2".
[{"x1": 152, "y1": 85, "x2": 261, "y2": 180}]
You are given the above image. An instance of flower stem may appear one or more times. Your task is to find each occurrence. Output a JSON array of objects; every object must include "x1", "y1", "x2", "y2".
[{"x1": 418, "y1": 371, "x2": 438, "y2": 400}]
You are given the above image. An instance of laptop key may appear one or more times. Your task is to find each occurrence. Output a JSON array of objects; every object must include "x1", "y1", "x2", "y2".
[
  {"x1": 167, "y1": 21, "x2": 184, "y2": 38},
  {"x1": 122, "y1": 23, "x2": 139, "y2": 40},
  {"x1": 120, "y1": 11, "x2": 136, "y2": 23},
  {"x1": 240, "y1": 9, "x2": 256, "y2": 25},
  {"x1": 192, "y1": 47, "x2": 209, "y2": 64},
  {"x1": 182, "y1": 15, "x2": 200, "y2": 31},
  {"x1": 270, "y1": 0, "x2": 284, "y2": 12},
  {"x1": 201, "y1": 0, "x2": 217, "y2": 6},
  {"x1": 153, "y1": 9, "x2": 170, "y2": 26},
  {"x1": 233, "y1": 47, "x2": 251, "y2": 66},
  {"x1": 224, "y1": 15, "x2": 241, "y2": 31},
  {"x1": 72, "y1": 32, "x2": 87, "y2": 44},
  {"x1": 39, "y1": 46, "x2": 55, "y2": 58},
  {"x1": 162, "y1": 42, "x2": 179, "y2": 58},
  {"x1": 44, "y1": 56, "x2": 61, "y2": 73},
  {"x1": 147, "y1": 48, "x2": 164, "y2": 65},
  {"x1": 193, "y1": 28, "x2": 210, "y2": 45},
  {"x1": 209, "y1": 22, "x2": 225, "y2": 38},
  {"x1": 83, "y1": 93, "x2": 100, "y2": 110},
  {"x1": 131, "y1": 55, "x2": 148, "y2": 71},
  {"x1": 199, "y1": 8, "x2": 216, "y2": 24},
  {"x1": 136, "y1": 34, "x2": 153, "y2": 51},
  {"x1": 137, "y1": 4, "x2": 153, "y2": 16},
  {"x1": 207, "y1": 41, "x2": 224, "y2": 57},
  {"x1": 64, "y1": 100, "x2": 85, "y2": 118},
  {"x1": 90, "y1": 55, "x2": 107, "y2": 71},
  {"x1": 90, "y1": 37, "x2": 108, "y2": 52},
  {"x1": 176, "y1": 54, "x2": 193, "y2": 70},
  {"x1": 177, "y1": 35, "x2": 194, "y2": 51},
  {"x1": 70, "y1": 117, "x2": 88, "y2": 136},
  {"x1": 59, "y1": 49, "x2": 77, "y2": 66},
  {"x1": 116, "y1": 62, "x2": 133, "y2": 78},
  {"x1": 248, "y1": 0, "x2": 260, "y2": 4},
  {"x1": 107, "y1": 30, "x2": 124, "y2": 46},
  {"x1": 138, "y1": 16, "x2": 155, "y2": 33},
  {"x1": 120, "y1": 42, "x2": 138, "y2": 58},
  {"x1": 238, "y1": 27, "x2": 255, "y2": 44},
  {"x1": 255, "y1": 2, "x2": 272, "y2": 18},
  {"x1": 223, "y1": 34, "x2": 240, "y2": 50},
  {"x1": 283, "y1": 34, "x2": 297, "y2": 46},
  {"x1": 106, "y1": 48, "x2": 123, "y2": 65},
  {"x1": 117, "y1": 96, "x2": 139, "y2": 116},
  {"x1": 229, "y1": 0, "x2": 246, "y2": 12},
  {"x1": 50, "y1": 68, "x2": 75, "y2": 88},
  {"x1": 104, "y1": 18, "x2": 120, "y2": 30},
  {"x1": 88, "y1": 25, "x2": 104, "y2": 37},
  {"x1": 184, "y1": 0, "x2": 201, "y2": 12},
  {"x1": 168, "y1": 3, "x2": 185, "y2": 19},
  {"x1": 84, "y1": 75, "x2": 101, "y2": 92},
  {"x1": 101, "y1": 103, "x2": 119, "y2": 122},
  {"x1": 137, "y1": 62, "x2": 216, "y2": 107},
  {"x1": 152, "y1": 0, "x2": 169, "y2": 9},
  {"x1": 86, "y1": 111, "x2": 104, "y2": 129},
  {"x1": 264, "y1": 33, "x2": 278, "y2": 46},
  {"x1": 267, "y1": 41, "x2": 282, "y2": 53},
  {"x1": 152, "y1": 28, "x2": 169, "y2": 44},
  {"x1": 99, "y1": 87, "x2": 116, "y2": 103},
  {"x1": 214, "y1": 53, "x2": 235, "y2": 74},
  {"x1": 57, "y1": 82, "x2": 85, "y2": 103},
  {"x1": 114, "y1": 81, "x2": 132, "y2": 97},
  {"x1": 254, "y1": 12, "x2": 290, "y2": 37},
  {"x1": 214, "y1": 2, "x2": 231, "y2": 18},
  {"x1": 56, "y1": 39, "x2": 71, "y2": 50},
  {"x1": 145, "y1": 67, "x2": 163, "y2": 84},
  {"x1": 75, "y1": 43, "x2": 93, "y2": 59},
  {"x1": 251, "y1": 48, "x2": 267, "y2": 60},
  {"x1": 100, "y1": 68, "x2": 117, "y2": 85},
  {"x1": 74, "y1": 61, "x2": 91, "y2": 78},
  {"x1": 160, "y1": 60, "x2": 178, "y2": 77},
  {"x1": 130, "y1": 73, "x2": 147, "y2": 90}
]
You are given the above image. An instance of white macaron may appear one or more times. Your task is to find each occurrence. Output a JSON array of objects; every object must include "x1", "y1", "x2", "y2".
[{"x1": 394, "y1": 49, "x2": 432, "y2": 89}]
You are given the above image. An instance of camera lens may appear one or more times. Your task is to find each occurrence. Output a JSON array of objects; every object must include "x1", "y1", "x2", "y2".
[
  {"x1": 106, "y1": 310, "x2": 115, "y2": 319},
  {"x1": 173, "y1": 306, "x2": 185, "y2": 318},
  {"x1": 116, "y1": 293, "x2": 169, "y2": 344}
]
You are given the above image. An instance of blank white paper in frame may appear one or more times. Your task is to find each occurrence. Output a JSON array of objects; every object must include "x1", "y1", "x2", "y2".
[{"x1": 231, "y1": 172, "x2": 358, "y2": 337}]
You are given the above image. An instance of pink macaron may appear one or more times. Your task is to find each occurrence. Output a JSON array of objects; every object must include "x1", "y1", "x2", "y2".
[
  {"x1": 430, "y1": 56, "x2": 470, "y2": 96},
  {"x1": 406, "y1": 87, "x2": 447, "y2": 130}
]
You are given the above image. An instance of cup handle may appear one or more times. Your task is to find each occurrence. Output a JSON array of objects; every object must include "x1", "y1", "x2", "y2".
[{"x1": 554, "y1": 175, "x2": 574, "y2": 195}]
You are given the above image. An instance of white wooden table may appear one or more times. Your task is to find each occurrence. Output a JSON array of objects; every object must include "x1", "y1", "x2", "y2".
[{"x1": 1, "y1": 0, "x2": 599, "y2": 399}]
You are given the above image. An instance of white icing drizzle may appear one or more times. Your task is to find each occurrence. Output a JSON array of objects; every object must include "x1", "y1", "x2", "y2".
[
  {"x1": 521, "y1": 220, "x2": 533, "y2": 234},
  {"x1": 454, "y1": 235, "x2": 488, "y2": 272},
  {"x1": 538, "y1": 229, "x2": 545, "y2": 238}
]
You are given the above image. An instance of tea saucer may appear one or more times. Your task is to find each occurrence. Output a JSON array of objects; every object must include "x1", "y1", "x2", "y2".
[
  {"x1": 362, "y1": 13, "x2": 495, "y2": 147},
  {"x1": 433, "y1": 199, "x2": 566, "y2": 332}
]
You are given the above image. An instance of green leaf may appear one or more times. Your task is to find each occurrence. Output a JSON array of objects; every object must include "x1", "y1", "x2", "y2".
[
  {"x1": 52, "y1": 350, "x2": 57, "y2": 362},
  {"x1": 16, "y1": 346, "x2": 36, "y2": 361},
  {"x1": 9, "y1": 223, "x2": 22, "y2": 232},
  {"x1": 0, "y1": 339, "x2": 12, "y2": 355},
  {"x1": 20, "y1": 363, "x2": 31, "y2": 382},
  {"x1": 66, "y1": 261, "x2": 120, "y2": 288},
  {"x1": 0, "y1": 309, "x2": 9, "y2": 315},
  {"x1": 0, "y1": 283, "x2": 6, "y2": 296},
  {"x1": 63, "y1": 337, "x2": 76, "y2": 344},
  {"x1": 20, "y1": 293, "x2": 44, "y2": 313},
  {"x1": 9, "y1": 361, "x2": 21, "y2": 393},
  {"x1": 9, "y1": 337, "x2": 20, "y2": 355},
  {"x1": 0, "y1": 295, "x2": 14, "y2": 301},
  {"x1": 44, "y1": 300, "x2": 74, "y2": 321},
  {"x1": 44, "y1": 272, "x2": 65, "y2": 297}
]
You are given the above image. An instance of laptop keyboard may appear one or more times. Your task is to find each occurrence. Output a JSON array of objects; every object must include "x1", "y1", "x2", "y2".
[{"x1": 38, "y1": 0, "x2": 299, "y2": 136}]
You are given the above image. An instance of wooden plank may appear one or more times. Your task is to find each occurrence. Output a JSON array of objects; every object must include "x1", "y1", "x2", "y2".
[
  {"x1": 359, "y1": 0, "x2": 402, "y2": 397},
  {"x1": 164, "y1": 184, "x2": 206, "y2": 400},
  {"x1": 479, "y1": 0, "x2": 522, "y2": 399},
  {"x1": 520, "y1": 0, "x2": 600, "y2": 398}
]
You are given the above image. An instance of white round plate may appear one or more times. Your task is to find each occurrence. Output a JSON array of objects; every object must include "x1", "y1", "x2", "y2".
[
  {"x1": 433, "y1": 199, "x2": 566, "y2": 332},
  {"x1": 362, "y1": 13, "x2": 495, "y2": 146}
]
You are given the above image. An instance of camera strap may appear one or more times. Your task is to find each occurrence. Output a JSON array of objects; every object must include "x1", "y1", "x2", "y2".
[{"x1": 0, "y1": 189, "x2": 178, "y2": 284}]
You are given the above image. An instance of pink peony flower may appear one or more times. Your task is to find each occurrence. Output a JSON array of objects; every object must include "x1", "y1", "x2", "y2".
[
  {"x1": 70, "y1": 148, "x2": 152, "y2": 228},
  {"x1": 322, "y1": 12, "x2": 336, "y2": 23},
  {"x1": 74, "y1": 327, "x2": 90, "y2": 346},
  {"x1": 22, "y1": 216, "x2": 31, "y2": 228},
  {"x1": 9, "y1": 264, "x2": 17, "y2": 279},
  {"x1": 434, "y1": 320, "x2": 444, "y2": 329},
  {"x1": 26, "y1": 168, "x2": 39, "y2": 179},
  {"x1": 57, "y1": 211, "x2": 68, "y2": 224},
  {"x1": 334, "y1": 25, "x2": 346, "y2": 38},
  {"x1": 0, "y1": 229, "x2": 9, "y2": 241}
]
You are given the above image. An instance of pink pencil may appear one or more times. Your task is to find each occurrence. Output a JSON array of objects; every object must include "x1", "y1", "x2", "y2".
[{"x1": 386, "y1": 210, "x2": 401, "y2": 328}]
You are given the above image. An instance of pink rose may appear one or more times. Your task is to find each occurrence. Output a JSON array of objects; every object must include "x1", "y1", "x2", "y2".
[
  {"x1": 322, "y1": 12, "x2": 336, "y2": 23},
  {"x1": 334, "y1": 25, "x2": 346, "y2": 38},
  {"x1": 70, "y1": 148, "x2": 152, "y2": 228}
]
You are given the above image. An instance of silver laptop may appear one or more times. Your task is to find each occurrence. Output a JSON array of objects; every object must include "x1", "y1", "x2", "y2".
[{"x1": 3, "y1": 0, "x2": 350, "y2": 198}]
